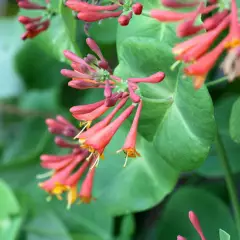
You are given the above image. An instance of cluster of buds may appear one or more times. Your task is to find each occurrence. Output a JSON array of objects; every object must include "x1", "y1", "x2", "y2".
[
  {"x1": 146, "y1": 0, "x2": 240, "y2": 89},
  {"x1": 177, "y1": 211, "x2": 206, "y2": 240},
  {"x1": 17, "y1": 0, "x2": 54, "y2": 40},
  {"x1": 65, "y1": 0, "x2": 143, "y2": 27},
  {"x1": 39, "y1": 38, "x2": 165, "y2": 205}
]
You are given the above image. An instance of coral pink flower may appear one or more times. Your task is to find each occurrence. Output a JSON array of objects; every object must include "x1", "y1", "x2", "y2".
[
  {"x1": 18, "y1": 0, "x2": 51, "y2": 40},
  {"x1": 118, "y1": 101, "x2": 142, "y2": 167},
  {"x1": 161, "y1": 0, "x2": 200, "y2": 9},
  {"x1": 184, "y1": 36, "x2": 228, "y2": 88},
  {"x1": 225, "y1": 0, "x2": 240, "y2": 49},
  {"x1": 83, "y1": 105, "x2": 135, "y2": 157},
  {"x1": 79, "y1": 167, "x2": 96, "y2": 203}
]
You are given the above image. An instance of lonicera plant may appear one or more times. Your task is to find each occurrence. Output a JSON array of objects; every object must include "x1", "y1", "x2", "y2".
[{"x1": 15, "y1": 0, "x2": 240, "y2": 238}]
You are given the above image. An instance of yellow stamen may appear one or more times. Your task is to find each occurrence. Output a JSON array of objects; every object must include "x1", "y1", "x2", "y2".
[
  {"x1": 67, "y1": 186, "x2": 78, "y2": 209},
  {"x1": 224, "y1": 38, "x2": 240, "y2": 49}
]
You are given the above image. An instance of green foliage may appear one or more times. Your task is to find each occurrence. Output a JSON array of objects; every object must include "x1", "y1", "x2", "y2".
[
  {"x1": 197, "y1": 95, "x2": 240, "y2": 177},
  {"x1": 0, "y1": 180, "x2": 23, "y2": 240},
  {"x1": 219, "y1": 229, "x2": 231, "y2": 240},
  {"x1": 157, "y1": 187, "x2": 238, "y2": 239},
  {"x1": 230, "y1": 97, "x2": 240, "y2": 144},
  {"x1": 115, "y1": 0, "x2": 216, "y2": 171}
]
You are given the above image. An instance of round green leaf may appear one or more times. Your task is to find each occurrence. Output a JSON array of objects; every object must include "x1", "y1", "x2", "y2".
[
  {"x1": 94, "y1": 126, "x2": 179, "y2": 215},
  {"x1": 115, "y1": 3, "x2": 215, "y2": 171},
  {"x1": 25, "y1": 211, "x2": 71, "y2": 240},
  {"x1": 157, "y1": 187, "x2": 238, "y2": 239}
]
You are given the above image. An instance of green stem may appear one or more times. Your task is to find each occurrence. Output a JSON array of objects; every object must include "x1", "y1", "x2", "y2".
[
  {"x1": 215, "y1": 130, "x2": 240, "y2": 238},
  {"x1": 206, "y1": 76, "x2": 228, "y2": 87}
]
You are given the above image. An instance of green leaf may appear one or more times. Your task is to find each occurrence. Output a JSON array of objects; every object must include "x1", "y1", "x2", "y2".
[
  {"x1": 89, "y1": 19, "x2": 118, "y2": 44},
  {"x1": 116, "y1": 215, "x2": 135, "y2": 240},
  {"x1": 157, "y1": 187, "x2": 238, "y2": 239},
  {"x1": 197, "y1": 95, "x2": 240, "y2": 177},
  {"x1": 0, "y1": 180, "x2": 23, "y2": 240},
  {"x1": 40, "y1": 0, "x2": 81, "y2": 62},
  {"x1": 18, "y1": 88, "x2": 59, "y2": 112},
  {"x1": 71, "y1": 234, "x2": 102, "y2": 240},
  {"x1": 219, "y1": 229, "x2": 231, "y2": 240},
  {"x1": 0, "y1": 162, "x2": 114, "y2": 240},
  {"x1": 115, "y1": 1, "x2": 215, "y2": 171},
  {"x1": 230, "y1": 97, "x2": 240, "y2": 143},
  {"x1": 15, "y1": 40, "x2": 67, "y2": 90},
  {"x1": 94, "y1": 126, "x2": 179, "y2": 215},
  {"x1": 0, "y1": 118, "x2": 49, "y2": 167},
  {"x1": 25, "y1": 211, "x2": 71, "y2": 240},
  {"x1": 0, "y1": 17, "x2": 24, "y2": 99}
]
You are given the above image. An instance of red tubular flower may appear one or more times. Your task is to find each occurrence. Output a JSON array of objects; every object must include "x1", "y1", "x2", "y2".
[
  {"x1": 189, "y1": 211, "x2": 206, "y2": 240},
  {"x1": 18, "y1": 1, "x2": 46, "y2": 10},
  {"x1": 83, "y1": 105, "x2": 135, "y2": 156},
  {"x1": 65, "y1": 0, "x2": 143, "y2": 26},
  {"x1": 150, "y1": 9, "x2": 195, "y2": 22},
  {"x1": 78, "y1": 97, "x2": 128, "y2": 142},
  {"x1": 177, "y1": 211, "x2": 206, "y2": 240},
  {"x1": 203, "y1": 9, "x2": 229, "y2": 31},
  {"x1": 179, "y1": 16, "x2": 230, "y2": 62},
  {"x1": 177, "y1": 236, "x2": 187, "y2": 240},
  {"x1": 77, "y1": 11, "x2": 122, "y2": 22},
  {"x1": 71, "y1": 101, "x2": 110, "y2": 122},
  {"x1": 225, "y1": 0, "x2": 240, "y2": 49},
  {"x1": 149, "y1": 3, "x2": 218, "y2": 22},
  {"x1": 38, "y1": 115, "x2": 98, "y2": 207},
  {"x1": 161, "y1": 0, "x2": 200, "y2": 8},
  {"x1": 118, "y1": 101, "x2": 142, "y2": 167},
  {"x1": 128, "y1": 72, "x2": 165, "y2": 83},
  {"x1": 79, "y1": 167, "x2": 96, "y2": 203},
  {"x1": 18, "y1": 0, "x2": 51, "y2": 40},
  {"x1": 65, "y1": 1, "x2": 120, "y2": 12},
  {"x1": 68, "y1": 80, "x2": 102, "y2": 90},
  {"x1": 70, "y1": 99, "x2": 105, "y2": 115},
  {"x1": 184, "y1": 36, "x2": 228, "y2": 88},
  {"x1": 176, "y1": 3, "x2": 204, "y2": 37}
]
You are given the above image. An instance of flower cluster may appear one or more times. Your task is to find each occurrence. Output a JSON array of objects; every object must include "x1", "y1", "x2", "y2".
[
  {"x1": 17, "y1": 0, "x2": 53, "y2": 40},
  {"x1": 177, "y1": 211, "x2": 206, "y2": 240},
  {"x1": 147, "y1": 0, "x2": 240, "y2": 88},
  {"x1": 65, "y1": 0, "x2": 143, "y2": 26},
  {"x1": 39, "y1": 37, "x2": 165, "y2": 206}
]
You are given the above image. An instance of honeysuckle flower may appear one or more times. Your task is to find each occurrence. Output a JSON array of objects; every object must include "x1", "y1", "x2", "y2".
[
  {"x1": 184, "y1": 36, "x2": 228, "y2": 88},
  {"x1": 203, "y1": 9, "x2": 229, "y2": 31},
  {"x1": 38, "y1": 115, "x2": 97, "y2": 207},
  {"x1": 65, "y1": 0, "x2": 143, "y2": 27},
  {"x1": 17, "y1": 0, "x2": 53, "y2": 40},
  {"x1": 161, "y1": 0, "x2": 200, "y2": 9},
  {"x1": 176, "y1": 3, "x2": 204, "y2": 37},
  {"x1": 224, "y1": 0, "x2": 240, "y2": 49},
  {"x1": 148, "y1": 3, "x2": 218, "y2": 23},
  {"x1": 117, "y1": 101, "x2": 142, "y2": 167},
  {"x1": 175, "y1": 15, "x2": 230, "y2": 62},
  {"x1": 82, "y1": 105, "x2": 135, "y2": 160},
  {"x1": 177, "y1": 211, "x2": 206, "y2": 240}
]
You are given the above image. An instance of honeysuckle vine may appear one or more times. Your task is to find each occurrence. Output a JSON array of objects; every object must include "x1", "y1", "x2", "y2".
[
  {"x1": 15, "y1": 0, "x2": 240, "y2": 237},
  {"x1": 38, "y1": 37, "x2": 165, "y2": 207}
]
